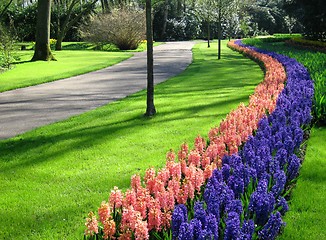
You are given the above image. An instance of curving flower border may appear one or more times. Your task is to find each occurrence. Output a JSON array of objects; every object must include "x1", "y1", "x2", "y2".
[
  {"x1": 171, "y1": 40, "x2": 314, "y2": 239},
  {"x1": 84, "y1": 41, "x2": 290, "y2": 239}
]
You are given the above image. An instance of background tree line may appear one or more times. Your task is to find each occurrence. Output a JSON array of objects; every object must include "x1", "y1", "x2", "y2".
[{"x1": 1, "y1": 0, "x2": 325, "y2": 46}]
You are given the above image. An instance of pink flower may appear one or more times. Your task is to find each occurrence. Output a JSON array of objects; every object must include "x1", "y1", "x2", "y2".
[
  {"x1": 109, "y1": 186, "x2": 123, "y2": 209},
  {"x1": 188, "y1": 150, "x2": 201, "y2": 167},
  {"x1": 123, "y1": 189, "x2": 136, "y2": 207},
  {"x1": 166, "y1": 149, "x2": 176, "y2": 161},
  {"x1": 194, "y1": 135, "x2": 206, "y2": 153},
  {"x1": 134, "y1": 219, "x2": 149, "y2": 240},
  {"x1": 98, "y1": 201, "x2": 111, "y2": 224},
  {"x1": 147, "y1": 200, "x2": 162, "y2": 231},
  {"x1": 178, "y1": 143, "x2": 189, "y2": 160},
  {"x1": 131, "y1": 174, "x2": 141, "y2": 192},
  {"x1": 168, "y1": 177, "x2": 181, "y2": 197},
  {"x1": 85, "y1": 212, "x2": 99, "y2": 236},
  {"x1": 103, "y1": 219, "x2": 116, "y2": 239},
  {"x1": 144, "y1": 167, "x2": 156, "y2": 194}
]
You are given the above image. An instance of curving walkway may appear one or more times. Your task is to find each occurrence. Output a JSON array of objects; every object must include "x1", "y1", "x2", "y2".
[{"x1": 0, "y1": 41, "x2": 195, "y2": 139}]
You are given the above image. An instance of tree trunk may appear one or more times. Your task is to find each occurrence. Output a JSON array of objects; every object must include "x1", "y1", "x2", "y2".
[
  {"x1": 145, "y1": 0, "x2": 156, "y2": 117},
  {"x1": 55, "y1": 36, "x2": 63, "y2": 50},
  {"x1": 217, "y1": 6, "x2": 221, "y2": 60},
  {"x1": 207, "y1": 21, "x2": 210, "y2": 48},
  {"x1": 32, "y1": 0, "x2": 55, "y2": 61},
  {"x1": 103, "y1": 0, "x2": 109, "y2": 12}
]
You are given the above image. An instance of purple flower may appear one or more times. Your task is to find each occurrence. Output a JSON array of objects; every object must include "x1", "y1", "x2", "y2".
[
  {"x1": 287, "y1": 154, "x2": 300, "y2": 181},
  {"x1": 248, "y1": 178, "x2": 275, "y2": 226},
  {"x1": 206, "y1": 213, "x2": 219, "y2": 239},
  {"x1": 274, "y1": 148, "x2": 288, "y2": 170},
  {"x1": 258, "y1": 212, "x2": 285, "y2": 240},
  {"x1": 240, "y1": 219, "x2": 255, "y2": 240},
  {"x1": 222, "y1": 164, "x2": 231, "y2": 182},
  {"x1": 172, "y1": 204, "x2": 188, "y2": 239},
  {"x1": 178, "y1": 222, "x2": 194, "y2": 240},
  {"x1": 194, "y1": 201, "x2": 207, "y2": 227},
  {"x1": 271, "y1": 170, "x2": 286, "y2": 197},
  {"x1": 225, "y1": 200, "x2": 243, "y2": 216},
  {"x1": 190, "y1": 219, "x2": 202, "y2": 239},
  {"x1": 276, "y1": 196, "x2": 289, "y2": 215},
  {"x1": 224, "y1": 212, "x2": 241, "y2": 240}
]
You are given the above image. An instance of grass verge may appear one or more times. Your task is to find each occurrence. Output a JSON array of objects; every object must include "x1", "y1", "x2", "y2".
[
  {"x1": 0, "y1": 40, "x2": 263, "y2": 239},
  {"x1": 278, "y1": 126, "x2": 326, "y2": 239},
  {"x1": 0, "y1": 50, "x2": 132, "y2": 93}
]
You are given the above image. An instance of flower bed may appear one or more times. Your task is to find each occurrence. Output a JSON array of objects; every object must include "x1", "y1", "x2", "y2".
[
  {"x1": 84, "y1": 42, "x2": 289, "y2": 239},
  {"x1": 171, "y1": 40, "x2": 313, "y2": 239}
]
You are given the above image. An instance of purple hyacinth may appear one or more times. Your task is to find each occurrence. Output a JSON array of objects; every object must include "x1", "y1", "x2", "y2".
[
  {"x1": 178, "y1": 222, "x2": 194, "y2": 240},
  {"x1": 190, "y1": 218, "x2": 202, "y2": 239},
  {"x1": 274, "y1": 148, "x2": 288, "y2": 170},
  {"x1": 276, "y1": 196, "x2": 289, "y2": 215},
  {"x1": 225, "y1": 199, "x2": 243, "y2": 216},
  {"x1": 248, "y1": 178, "x2": 275, "y2": 226},
  {"x1": 172, "y1": 204, "x2": 188, "y2": 239},
  {"x1": 271, "y1": 170, "x2": 286, "y2": 197},
  {"x1": 258, "y1": 212, "x2": 285, "y2": 240},
  {"x1": 287, "y1": 154, "x2": 301, "y2": 181},
  {"x1": 206, "y1": 213, "x2": 219, "y2": 239},
  {"x1": 240, "y1": 219, "x2": 255, "y2": 240},
  {"x1": 194, "y1": 201, "x2": 207, "y2": 227},
  {"x1": 224, "y1": 212, "x2": 241, "y2": 240}
]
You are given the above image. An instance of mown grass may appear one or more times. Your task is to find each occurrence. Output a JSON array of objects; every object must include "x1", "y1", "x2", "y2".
[
  {"x1": 0, "y1": 50, "x2": 132, "y2": 93},
  {"x1": 0, "y1": 40, "x2": 263, "y2": 239},
  {"x1": 243, "y1": 38, "x2": 326, "y2": 125},
  {"x1": 278, "y1": 127, "x2": 326, "y2": 239},
  {"x1": 242, "y1": 38, "x2": 326, "y2": 239}
]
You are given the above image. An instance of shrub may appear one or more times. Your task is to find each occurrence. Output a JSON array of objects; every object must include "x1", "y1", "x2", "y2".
[
  {"x1": 80, "y1": 9, "x2": 145, "y2": 50},
  {"x1": 0, "y1": 23, "x2": 16, "y2": 70}
]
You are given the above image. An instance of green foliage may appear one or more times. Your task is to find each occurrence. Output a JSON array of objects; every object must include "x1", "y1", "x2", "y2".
[
  {"x1": 0, "y1": 41, "x2": 263, "y2": 239},
  {"x1": 242, "y1": 38, "x2": 326, "y2": 125},
  {"x1": 284, "y1": 0, "x2": 326, "y2": 40},
  {"x1": 0, "y1": 23, "x2": 16, "y2": 70},
  {"x1": 3, "y1": 4, "x2": 37, "y2": 41},
  {"x1": 164, "y1": 8, "x2": 201, "y2": 41}
]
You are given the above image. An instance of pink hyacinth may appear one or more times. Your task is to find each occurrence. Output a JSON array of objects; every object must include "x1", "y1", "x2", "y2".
[
  {"x1": 103, "y1": 219, "x2": 116, "y2": 240},
  {"x1": 98, "y1": 201, "x2": 111, "y2": 224},
  {"x1": 109, "y1": 186, "x2": 123, "y2": 209},
  {"x1": 85, "y1": 212, "x2": 99, "y2": 236}
]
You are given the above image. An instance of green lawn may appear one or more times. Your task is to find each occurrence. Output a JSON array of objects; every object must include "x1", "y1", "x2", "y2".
[
  {"x1": 0, "y1": 40, "x2": 263, "y2": 239},
  {"x1": 278, "y1": 126, "x2": 326, "y2": 239},
  {"x1": 0, "y1": 50, "x2": 132, "y2": 93}
]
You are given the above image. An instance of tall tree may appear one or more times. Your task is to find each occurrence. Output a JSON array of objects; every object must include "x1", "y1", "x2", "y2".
[
  {"x1": 31, "y1": 0, "x2": 55, "y2": 61},
  {"x1": 145, "y1": 0, "x2": 156, "y2": 116},
  {"x1": 196, "y1": 0, "x2": 217, "y2": 48}
]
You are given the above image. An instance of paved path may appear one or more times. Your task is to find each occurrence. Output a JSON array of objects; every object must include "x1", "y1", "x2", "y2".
[{"x1": 0, "y1": 41, "x2": 195, "y2": 139}]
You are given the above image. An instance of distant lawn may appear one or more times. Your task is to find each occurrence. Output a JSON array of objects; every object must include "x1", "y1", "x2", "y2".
[
  {"x1": 278, "y1": 126, "x2": 326, "y2": 239},
  {"x1": 0, "y1": 40, "x2": 263, "y2": 239},
  {"x1": 0, "y1": 50, "x2": 132, "y2": 93}
]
